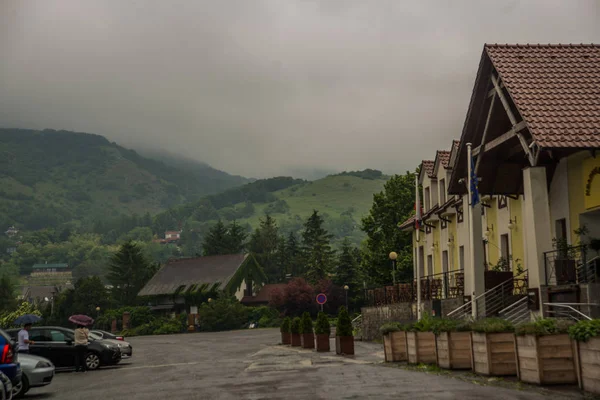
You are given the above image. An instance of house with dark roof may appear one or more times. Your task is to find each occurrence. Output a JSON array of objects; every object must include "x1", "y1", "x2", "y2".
[
  {"x1": 138, "y1": 254, "x2": 266, "y2": 312},
  {"x1": 240, "y1": 283, "x2": 287, "y2": 307}
]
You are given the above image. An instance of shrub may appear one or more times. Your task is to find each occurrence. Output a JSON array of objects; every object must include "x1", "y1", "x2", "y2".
[
  {"x1": 336, "y1": 306, "x2": 353, "y2": 337},
  {"x1": 406, "y1": 312, "x2": 436, "y2": 332},
  {"x1": 315, "y1": 312, "x2": 331, "y2": 335},
  {"x1": 280, "y1": 317, "x2": 291, "y2": 333},
  {"x1": 568, "y1": 319, "x2": 600, "y2": 342},
  {"x1": 198, "y1": 297, "x2": 249, "y2": 332},
  {"x1": 249, "y1": 306, "x2": 280, "y2": 328},
  {"x1": 301, "y1": 312, "x2": 313, "y2": 334},
  {"x1": 430, "y1": 318, "x2": 471, "y2": 335},
  {"x1": 470, "y1": 318, "x2": 514, "y2": 333},
  {"x1": 379, "y1": 322, "x2": 402, "y2": 335},
  {"x1": 153, "y1": 320, "x2": 183, "y2": 335},
  {"x1": 291, "y1": 317, "x2": 301, "y2": 334},
  {"x1": 0, "y1": 302, "x2": 41, "y2": 329},
  {"x1": 515, "y1": 318, "x2": 574, "y2": 337}
]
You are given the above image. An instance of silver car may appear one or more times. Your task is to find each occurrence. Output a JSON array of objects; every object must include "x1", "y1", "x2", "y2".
[
  {"x1": 13, "y1": 354, "x2": 54, "y2": 398},
  {"x1": 89, "y1": 331, "x2": 132, "y2": 357}
]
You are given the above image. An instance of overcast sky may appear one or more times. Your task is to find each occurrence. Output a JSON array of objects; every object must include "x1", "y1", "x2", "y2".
[{"x1": 1, "y1": 1, "x2": 599, "y2": 178}]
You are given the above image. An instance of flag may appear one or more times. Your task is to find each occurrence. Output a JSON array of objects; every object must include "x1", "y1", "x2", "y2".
[
  {"x1": 470, "y1": 157, "x2": 480, "y2": 207},
  {"x1": 415, "y1": 174, "x2": 422, "y2": 230}
]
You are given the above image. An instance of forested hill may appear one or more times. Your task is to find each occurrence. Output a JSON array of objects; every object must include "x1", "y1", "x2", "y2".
[
  {"x1": 0, "y1": 128, "x2": 249, "y2": 230},
  {"x1": 153, "y1": 169, "x2": 388, "y2": 249}
]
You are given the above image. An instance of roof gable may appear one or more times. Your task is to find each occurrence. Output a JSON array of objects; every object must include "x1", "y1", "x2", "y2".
[
  {"x1": 433, "y1": 150, "x2": 451, "y2": 177},
  {"x1": 419, "y1": 160, "x2": 435, "y2": 183}
]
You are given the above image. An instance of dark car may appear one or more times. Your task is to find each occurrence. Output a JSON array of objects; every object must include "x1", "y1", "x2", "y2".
[
  {"x1": 0, "y1": 370, "x2": 13, "y2": 400},
  {"x1": 6, "y1": 327, "x2": 121, "y2": 371},
  {"x1": 0, "y1": 329, "x2": 21, "y2": 387}
]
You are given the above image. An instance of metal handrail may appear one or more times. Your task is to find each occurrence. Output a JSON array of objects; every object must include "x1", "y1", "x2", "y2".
[
  {"x1": 498, "y1": 296, "x2": 528, "y2": 315},
  {"x1": 447, "y1": 269, "x2": 528, "y2": 318},
  {"x1": 543, "y1": 303, "x2": 593, "y2": 321}
]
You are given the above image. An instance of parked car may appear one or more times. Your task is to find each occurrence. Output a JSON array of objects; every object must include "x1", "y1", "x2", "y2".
[
  {"x1": 6, "y1": 327, "x2": 121, "y2": 371},
  {"x1": 90, "y1": 330, "x2": 124, "y2": 341},
  {"x1": 89, "y1": 331, "x2": 132, "y2": 357},
  {"x1": 0, "y1": 371, "x2": 12, "y2": 400},
  {"x1": 0, "y1": 330, "x2": 21, "y2": 388},
  {"x1": 12, "y1": 354, "x2": 54, "y2": 398}
]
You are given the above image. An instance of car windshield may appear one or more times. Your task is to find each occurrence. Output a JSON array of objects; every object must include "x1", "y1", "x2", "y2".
[{"x1": 88, "y1": 332, "x2": 102, "y2": 340}]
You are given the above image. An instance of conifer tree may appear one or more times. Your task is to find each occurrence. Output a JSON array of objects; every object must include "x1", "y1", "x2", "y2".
[{"x1": 301, "y1": 210, "x2": 335, "y2": 283}]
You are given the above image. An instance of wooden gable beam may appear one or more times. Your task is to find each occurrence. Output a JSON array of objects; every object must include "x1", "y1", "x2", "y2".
[
  {"x1": 474, "y1": 91, "x2": 497, "y2": 174},
  {"x1": 473, "y1": 120, "x2": 527, "y2": 157},
  {"x1": 490, "y1": 74, "x2": 536, "y2": 166}
]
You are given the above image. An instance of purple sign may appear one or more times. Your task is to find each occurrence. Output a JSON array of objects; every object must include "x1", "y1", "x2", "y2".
[{"x1": 316, "y1": 293, "x2": 327, "y2": 305}]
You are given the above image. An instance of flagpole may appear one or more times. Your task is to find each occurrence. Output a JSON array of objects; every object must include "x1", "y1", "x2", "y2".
[
  {"x1": 466, "y1": 142, "x2": 476, "y2": 319},
  {"x1": 415, "y1": 173, "x2": 421, "y2": 320}
]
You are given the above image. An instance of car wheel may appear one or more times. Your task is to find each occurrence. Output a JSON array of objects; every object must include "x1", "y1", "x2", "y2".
[
  {"x1": 13, "y1": 375, "x2": 29, "y2": 398},
  {"x1": 85, "y1": 352, "x2": 101, "y2": 370}
]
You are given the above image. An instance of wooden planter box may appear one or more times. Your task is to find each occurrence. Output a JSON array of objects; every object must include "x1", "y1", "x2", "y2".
[
  {"x1": 301, "y1": 333, "x2": 315, "y2": 349},
  {"x1": 383, "y1": 331, "x2": 407, "y2": 362},
  {"x1": 436, "y1": 332, "x2": 472, "y2": 369},
  {"x1": 281, "y1": 332, "x2": 291, "y2": 345},
  {"x1": 406, "y1": 332, "x2": 437, "y2": 364},
  {"x1": 471, "y1": 332, "x2": 516, "y2": 376},
  {"x1": 336, "y1": 336, "x2": 354, "y2": 355},
  {"x1": 516, "y1": 334, "x2": 576, "y2": 385},
  {"x1": 316, "y1": 334, "x2": 330, "y2": 352},
  {"x1": 574, "y1": 336, "x2": 600, "y2": 394},
  {"x1": 291, "y1": 333, "x2": 301, "y2": 347}
]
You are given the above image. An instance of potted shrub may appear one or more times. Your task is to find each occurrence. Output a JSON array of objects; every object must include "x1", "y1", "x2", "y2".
[
  {"x1": 570, "y1": 319, "x2": 600, "y2": 394},
  {"x1": 433, "y1": 318, "x2": 472, "y2": 370},
  {"x1": 290, "y1": 317, "x2": 302, "y2": 347},
  {"x1": 406, "y1": 314, "x2": 437, "y2": 365},
  {"x1": 280, "y1": 317, "x2": 291, "y2": 345},
  {"x1": 380, "y1": 322, "x2": 407, "y2": 362},
  {"x1": 470, "y1": 318, "x2": 516, "y2": 376},
  {"x1": 314, "y1": 312, "x2": 331, "y2": 352},
  {"x1": 514, "y1": 318, "x2": 576, "y2": 385},
  {"x1": 301, "y1": 312, "x2": 315, "y2": 349},
  {"x1": 335, "y1": 306, "x2": 354, "y2": 355}
]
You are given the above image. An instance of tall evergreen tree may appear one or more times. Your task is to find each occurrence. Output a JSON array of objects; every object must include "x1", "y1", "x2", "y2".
[
  {"x1": 285, "y1": 232, "x2": 302, "y2": 277},
  {"x1": 107, "y1": 241, "x2": 157, "y2": 306},
  {"x1": 301, "y1": 210, "x2": 335, "y2": 283},
  {"x1": 226, "y1": 221, "x2": 247, "y2": 254},
  {"x1": 361, "y1": 172, "x2": 415, "y2": 285},
  {"x1": 334, "y1": 238, "x2": 364, "y2": 311},
  {"x1": 248, "y1": 215, "x2": 281, "y2": 282},
  {"x1": 202, "y1": 220, "x2": 229, "y2": 256}
]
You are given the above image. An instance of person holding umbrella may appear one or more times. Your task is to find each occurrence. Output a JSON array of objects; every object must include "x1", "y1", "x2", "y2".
[
  {"x1": 17, "y1": 323, "x2": 34, "y2": 354},
  {"x1": 74, "y1": 324, "x2": 90, "y2": 372}
]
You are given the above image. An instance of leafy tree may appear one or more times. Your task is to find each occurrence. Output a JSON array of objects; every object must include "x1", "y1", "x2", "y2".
[
  {"x1": 202, "y1": 220, "x2": 230, "y2": 256},
  {"x1": 248, "y1": 215, "x2": 282, "y2": 282},
  {"x1": 301, "y1": 211, "x2": 335, "y2": 283},
  {"x1": 107, "y1": 241, "x2": 157, "y2": 306},
  {"x1": 0, "y1": 276, "x2": 16, "y2": 313},
  {"x1": 361, "y1": 172, "x2": 415, "y2": 285},
  {"x1": 269, "y1": 278, "x2": 314, "y2": 317},
  {"x1": 0, "y1": 302, "x2": 41, "y2": 329},
  {"x1": 72, "y1": 276, "x2": 114, "y2": 317}
]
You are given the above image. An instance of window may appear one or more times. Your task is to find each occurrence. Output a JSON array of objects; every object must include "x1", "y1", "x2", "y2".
[
  {"x1": 459, "y1": 246, "x2": 465, "y2": 270},
  {"x1": 29, "y1": 329, "x2": 52, "y2": 342},
  {"x1": 500, "y1": 234, "x2": 510, "y2": 266},
  {"x1": 49, "y1": 329, "x2": 72, "y2": 342},
  {"x1": 442, "y1": 250, "x2": 449, "y2": 273},
  {"x1": 424, "y1": 187, "x2": 431, "y2": 211},
  {"x1": 427, "y1": 255, "x2": 433, "y2": 276},
  {"x1": 440, "y1": 179, "x2": 446, "y2": 204},
  {"x1": 555, "y1": 219, "x2": 567, "y2": 242}
]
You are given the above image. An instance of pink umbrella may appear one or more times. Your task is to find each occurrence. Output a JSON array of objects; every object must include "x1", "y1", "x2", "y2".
[{"x1": 69, "y1": 314, "x2": 94, "y2": 326}]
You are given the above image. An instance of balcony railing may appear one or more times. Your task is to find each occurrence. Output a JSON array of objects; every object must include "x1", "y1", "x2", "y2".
[
  {"x1": 365, "y1": 269, "x2": 464, "y2": 307},
  {"x1": 544, "y1": 245, "x2": 598, "y2": 286}
]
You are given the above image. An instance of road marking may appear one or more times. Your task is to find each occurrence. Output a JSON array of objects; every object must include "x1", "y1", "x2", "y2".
[{"x1": 121, "y1": 361, "x2": 201, "y2": 370}]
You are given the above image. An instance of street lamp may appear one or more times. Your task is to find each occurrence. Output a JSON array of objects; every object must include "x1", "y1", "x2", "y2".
[
  {"x1": 208, "y1": 298, "x2": 213, "y2": 303},
  {"x1": 389, "y1": 251, "x2": 398, "y2": 285},
  {"x1": 343, "y1": 285, "x2": 349, "y2": 310},
  {"x1": 95, "y1": 306, "x2": 101, "y2": 319}
]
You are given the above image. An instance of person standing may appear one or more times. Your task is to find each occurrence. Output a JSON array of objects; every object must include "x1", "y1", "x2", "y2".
[
  {"x1": 17, "y1": 323, "x2": 34, "y2": 354},
  {"x1": 74, "y1": 324, "x2": 89, "y2": 372}
]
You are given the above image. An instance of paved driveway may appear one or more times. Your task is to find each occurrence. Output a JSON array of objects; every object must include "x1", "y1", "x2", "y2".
[{"x1": 28, "y1": 329, "x2": 579, "y2": 399}]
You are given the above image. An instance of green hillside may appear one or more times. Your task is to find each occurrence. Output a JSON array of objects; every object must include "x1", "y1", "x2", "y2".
[
  {"x1": 0, "y1": 128, "x2": 249, "y2": 230},
  {"x1": 155, "y1": 170, "x2": 387, "y2": 247}
]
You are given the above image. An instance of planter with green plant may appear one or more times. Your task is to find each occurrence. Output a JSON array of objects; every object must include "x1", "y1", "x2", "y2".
[
  {"x1": 569, "y1": 319, "x2": 600, "y2": 394},
  {"x1": 314, "y1": 312, "x2": 331, "y2": 352},
  {"x1": 432, "y1": 318, "x2": 471, "y2": 370},
  {"x1": 514, "y1": 318, "x2": 575, "y2": 385},
  {"x1": 380, "y1": 322, "x2": 407, "y2": 362},
  {"x1": 291, "y1": 317, "x2": 302, "y2": 347},
  {"x1": 405, "y1": 314, "x2": 436, "y2": 365},
  {"x1": 470, "y1": 318, "x2": 516, "y2": 376},
  {"x1": 280, "y1": 317, "x2": 291, "y2": 345},
  {"x1": 301, "y1": 312, "x2": 315, "y2": 349},
  {"x1": 335, "y1": 307, "x2": 354, "y2": 355}
]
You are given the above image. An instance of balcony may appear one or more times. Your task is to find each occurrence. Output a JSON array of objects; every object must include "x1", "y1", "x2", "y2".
[{"x1": 544, "y1": 244, "x2": 599, "y2": 286}]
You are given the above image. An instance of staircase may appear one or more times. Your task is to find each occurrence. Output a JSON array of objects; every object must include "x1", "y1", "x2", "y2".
[
  {"x1": 577, "y1": 255, "x2": 599, "y2": 283},
  {"x1": 447, "y1": 270, "x2": 528, "y2": 321},
  {"x1": 498, "y1": 296, "x2": 530, "y2": 326}
]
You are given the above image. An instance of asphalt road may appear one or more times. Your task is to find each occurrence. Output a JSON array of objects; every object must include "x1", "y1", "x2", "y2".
[{"x1": 26, "y1": 329, "x2": 582, "y2": 400}]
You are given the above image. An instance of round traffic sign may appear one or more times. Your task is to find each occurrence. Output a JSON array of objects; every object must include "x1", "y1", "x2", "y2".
[{"x1": 316, "y1": 293, "x2": 327, "y2": 305}]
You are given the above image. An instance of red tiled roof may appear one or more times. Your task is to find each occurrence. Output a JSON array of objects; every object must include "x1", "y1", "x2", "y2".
[
  {"x1": 486, "y1": 44, "x2": 600, "y2": 148},
  {"x1": 437, "y1": 150, "x2": 451, "y2": 169},
  {"x1": 398, "y1": 215, "x2": 415, "y2": 230},
  {"x1": 452, "y1": 140, "x2": 460, "y2": 152},
  {"x1": 421, "y1": 160, "x2": 435, "y2": 178}
]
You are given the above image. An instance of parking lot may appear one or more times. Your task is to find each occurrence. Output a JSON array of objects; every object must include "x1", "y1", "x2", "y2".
[{"x1": 27, "y1": 329, "x2": 580, "y2": 399}]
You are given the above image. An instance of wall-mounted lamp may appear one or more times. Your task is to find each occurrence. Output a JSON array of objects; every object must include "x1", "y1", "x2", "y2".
[
  {"x1": 483, "y1": 224, "x2": 494, "y2": 239},
  {"x1": 508, "y1": 216, "x2": 517, "y2": 230},
  {"x1": 429, "y1": 242, "x2": 438, "y2": 252},
  {"x1": 447, "y1": 235, "x2": 454, "y2": 246}
]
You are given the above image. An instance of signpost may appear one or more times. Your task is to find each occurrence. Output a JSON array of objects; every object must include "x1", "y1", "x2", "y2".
[{"x1": 316, "y1": 293, "x2": 327, "y2": 312}]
